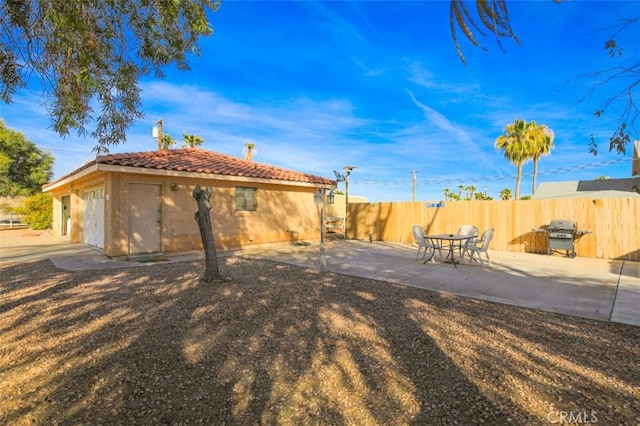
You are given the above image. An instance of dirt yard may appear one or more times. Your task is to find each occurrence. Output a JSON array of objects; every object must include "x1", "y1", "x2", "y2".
[{"x1": 1, "y1": 257, "x2": 638, "y2": 425}]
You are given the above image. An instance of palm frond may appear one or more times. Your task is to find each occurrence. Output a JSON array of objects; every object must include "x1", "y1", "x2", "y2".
[{"x1": 450, "y1": 0, "x2": 521, "y2": 64}]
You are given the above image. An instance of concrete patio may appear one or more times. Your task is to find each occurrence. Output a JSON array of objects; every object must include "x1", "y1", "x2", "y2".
[
  {"x1": 1, "y1": 231, "x2": 638, "y2": 327},
  {"x1": 238, "y1": 239, "x2": 640, "y2": 326}
]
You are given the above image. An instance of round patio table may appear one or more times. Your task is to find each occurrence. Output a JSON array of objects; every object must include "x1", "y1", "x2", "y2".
[{"x1": 424, "y1": 234, "x2": 475, "y2": 268}]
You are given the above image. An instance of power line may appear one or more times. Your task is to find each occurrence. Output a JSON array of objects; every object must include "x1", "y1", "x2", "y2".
[{"x1": 351, "y1": 158, "x2": 632, "y2": 186}]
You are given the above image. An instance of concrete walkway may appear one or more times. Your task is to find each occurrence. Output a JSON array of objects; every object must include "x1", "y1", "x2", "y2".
[
  {"x1": 1, "y1": 231, "x2": 638, "y2": 327},
  {"x1": 239, "y1": 240, "x2": 639, "y2": 327}
]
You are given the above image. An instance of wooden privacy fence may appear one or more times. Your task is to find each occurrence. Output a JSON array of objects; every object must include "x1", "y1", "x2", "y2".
[{"x1": 348, "y1": 198, "x2": 640, "y2": 261}]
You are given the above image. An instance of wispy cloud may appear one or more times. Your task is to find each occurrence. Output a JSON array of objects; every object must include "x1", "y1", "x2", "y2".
[
  {"x1": 1, "y1": 0, "x2": 636, "y2": 203},
  {"x1": 133, "y1": 81, "x2": 372, "y2": 174},
  {"x1": 353, "y1": 59, "x2": 385, "y2": 77},
  {"x1": 407, "y1": 62, "x2": 479, "y2": 96},
  {"x1": 405, "y1": 90, "x2": 502, "y2": 174}
]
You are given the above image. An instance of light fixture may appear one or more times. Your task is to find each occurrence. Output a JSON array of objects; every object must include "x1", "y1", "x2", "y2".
[
  {"x1": 314, "y1": 189, "x2": 323, "y2": 205},
  {"x1": 171, "y1": 183, "x2": 178, "y2": 191},
  {"x1": 327, "y1": 188, "x2": 335, "y2": 204},
  {"x1": 343, "y1": 165, "x2": 357, "y2": 239}
]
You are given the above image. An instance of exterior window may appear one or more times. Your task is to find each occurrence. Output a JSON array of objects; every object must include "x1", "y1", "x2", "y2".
[
  {"x1": 235, "y1": 186, "x2": 257, "y2": 211},
  {"x1": 82, "y1": 188, "x2": 104, "y2": 200}
]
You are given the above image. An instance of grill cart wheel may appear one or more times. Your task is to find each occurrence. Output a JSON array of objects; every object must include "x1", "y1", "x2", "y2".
[{"x1": 569, "y1": 251, "x2": 577, "y2": 258}]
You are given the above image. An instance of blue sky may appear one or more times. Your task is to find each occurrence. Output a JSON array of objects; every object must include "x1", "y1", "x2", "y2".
[{"x1": 1, "y1": 0, "x2": 639, "y2": 201}]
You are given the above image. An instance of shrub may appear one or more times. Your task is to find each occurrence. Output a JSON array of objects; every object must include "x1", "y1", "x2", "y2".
[{"x1": 17, "y1": 192, "x2": 52, "y2": 230}]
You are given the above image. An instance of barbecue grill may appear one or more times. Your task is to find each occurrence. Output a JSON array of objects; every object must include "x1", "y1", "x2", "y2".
[{"x1": 546, "y1": 219, "x2": 585, "y2": 258}]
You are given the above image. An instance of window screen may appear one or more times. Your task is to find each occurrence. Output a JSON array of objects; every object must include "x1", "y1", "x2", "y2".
[{"x1": 235, "y1": 186, "x2": 257, "y2": 211}]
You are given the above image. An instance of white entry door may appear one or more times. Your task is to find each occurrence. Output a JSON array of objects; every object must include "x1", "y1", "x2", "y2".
[
  {"x1": 128, "y1": 183, "x2": 162, "y2": 254},
  {"x1": 82, "y1": 188, "x2": 105, "y2": 248}
]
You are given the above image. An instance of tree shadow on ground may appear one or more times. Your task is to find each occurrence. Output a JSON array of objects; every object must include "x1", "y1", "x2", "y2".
[{"x1": 1, "y1": 258, "x2": 638, "y2": 424}]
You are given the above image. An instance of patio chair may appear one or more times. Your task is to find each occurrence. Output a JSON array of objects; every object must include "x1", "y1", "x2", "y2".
[
  {"x1": 412, "y1": 225, "x2": 442, "y2": 262},
  {"x1": 457, "y1": 224, "x2": 480, "y2": 239},
  {"x1": 457, "y1": 224, "x2": 480, "y2": 262},
  {"x1": 464, "y1": 227, "x2": 494, "y2": 266}
]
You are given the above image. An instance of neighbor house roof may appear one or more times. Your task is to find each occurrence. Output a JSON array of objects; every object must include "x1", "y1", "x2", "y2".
[
  {"x1": 43, "y1": 149, "x2": 335, "y2": 190},
  {"x1": 532, "y1": 177, "x2": 640, "y2": 199}
]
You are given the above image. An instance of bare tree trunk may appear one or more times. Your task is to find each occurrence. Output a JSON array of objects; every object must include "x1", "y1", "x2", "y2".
[
  {"x1": 532, "y1": 159, "x2": 539, "y2": 195},
  {"x1": 192, "y1": 185, "x2": 221, "y2": 281},
  {"x1": 515, "y1": 163, "x2": 522, "y2": 200}
]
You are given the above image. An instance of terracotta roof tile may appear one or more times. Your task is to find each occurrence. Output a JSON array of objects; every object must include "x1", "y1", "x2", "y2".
[{"x1": 44, "y1": 149, "x2": 334, "y2": 188}]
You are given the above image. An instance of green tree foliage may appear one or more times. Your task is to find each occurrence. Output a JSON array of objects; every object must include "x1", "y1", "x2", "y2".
[
  {"x1": 499, "y1": 188, "x2": 512, "y2": 200},
  {"x1": 449, "y1": 0, "x2": 521, "y2": 65},
  {"x1": 0, "y1": 1, "x2": 219, "y2": 152},
  {"x1": 243, "y1": 141, "x2": 257, "y2": 161},
  {"x1": 161, "y1": 134, "x2": 177, "y2": 150},
  {"x1": 0, "y1": 120, "x2": 54, "y2": 196},
  {"x1": 474, "y1": 192, "x2": 493, "y2": 200},
  {"x1": 443, "y1": 185, "x2": 488, "y2": 200},
  {"x1": 452, "y1": 2, "x2": 638, "y2": 155},
  {"x1": 494, "y1": 119, "x2": 553, "y2": 199},
  {"x1": 495, "y1": 119, "x2": 530, "y2": 200},
  {"x1": 17, "y1": 192, "x2": 53, "y2": 230},
  {"x1": 442, "y1": 188, "x2": 460, "y2": 201},
  {"x1": 182, "y1": 132, "x2": 204, "y2": 148},
  {"x1": 527, "y1": 121, "x2": 554, "y2": 195},
  {"x1": 585, "y1": 18, "x2": 640, "y2": 155}
]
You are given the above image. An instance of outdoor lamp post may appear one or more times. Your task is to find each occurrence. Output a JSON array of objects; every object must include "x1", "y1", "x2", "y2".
[
  {"x1": 314, "y1": 188, "x2": 328, "y2": 273},
  {"x1": 343, "y1": 166, "x2": 357, "y2": 239}
]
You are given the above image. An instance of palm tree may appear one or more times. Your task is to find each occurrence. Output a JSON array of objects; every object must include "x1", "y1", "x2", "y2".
[
  {"x1": 449, "y1": 0, "x2": 519, "y2": 65},
  {"x1": 465, "y1": 185, "x2": 476, "y2": 200},
  {"x1": 443, "y1": 188, "x2": 460, "y2": 201},
  {"x1": 182, "y1": 132, "x2": 204, "y2": 148},
  {"x1": 528, "y1": 122, "x2": 554, "y2": 195},
  {"x1": 243, "y1": 142, "x2": 257, "y2": 161},
  {"x1": 499, "y1": 188, "x2": 512, "y2": 200},
  {"x1": 160, "y1": 134, "x2": 176, "y2": 150},
  {"x1": 495, "y1": 119, "x2": 530, "y2": 200}
]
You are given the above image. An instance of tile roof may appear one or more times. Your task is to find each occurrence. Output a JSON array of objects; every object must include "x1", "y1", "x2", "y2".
[{"x1": 44, "y1": 149, "x2": 335, "y2": 188}]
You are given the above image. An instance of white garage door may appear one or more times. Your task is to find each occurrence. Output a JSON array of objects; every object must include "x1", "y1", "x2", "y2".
[{"x1": 82, "y1": 188, "x2": 105, "y2": 248}]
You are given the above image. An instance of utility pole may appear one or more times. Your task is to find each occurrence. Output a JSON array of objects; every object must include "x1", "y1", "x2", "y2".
[{"x1": 412, "y1": 170, "x2": 417, "y2": 202}]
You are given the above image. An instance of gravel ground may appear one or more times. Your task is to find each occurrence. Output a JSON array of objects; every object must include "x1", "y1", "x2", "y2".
[{"x1": 1, "y1": 257, "x2": 639, "y2": 425}]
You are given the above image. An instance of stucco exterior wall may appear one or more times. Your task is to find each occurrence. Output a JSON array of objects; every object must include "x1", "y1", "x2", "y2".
[{"x1": 47, "y1": 170, "x2": 324, "y2": 257}]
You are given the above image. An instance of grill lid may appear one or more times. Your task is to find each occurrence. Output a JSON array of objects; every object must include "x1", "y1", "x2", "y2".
[{"x1": 548, "y1": 219, "x2": 576, "y2": 232}]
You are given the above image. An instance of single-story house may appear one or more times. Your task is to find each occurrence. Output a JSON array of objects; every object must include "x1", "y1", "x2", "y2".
[
  {"x1": 532, "y1": 177, "x2": 640, "y2": 200},
  {"x1": 43, "y1": 148, "x2": 335, "y2": 258}
]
